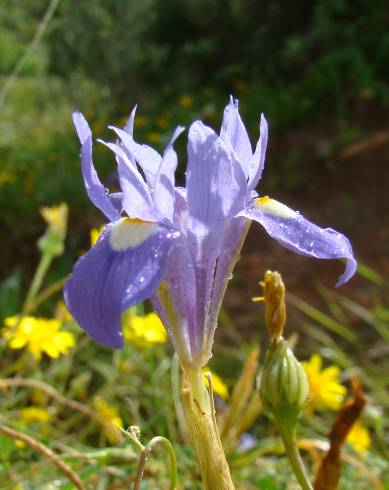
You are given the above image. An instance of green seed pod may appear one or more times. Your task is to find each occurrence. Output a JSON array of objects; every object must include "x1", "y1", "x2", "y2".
[{"x1": 260, "y1": 338, "x2": 309, "y2": 427}]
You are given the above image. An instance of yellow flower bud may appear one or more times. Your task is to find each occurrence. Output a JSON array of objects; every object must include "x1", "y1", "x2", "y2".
[
  {"x1": 38, "y1": 203, "x2": 68, "y2": 257},
  {"x1": 253, "y1": 270, "x2": 286, "y2": 341}
]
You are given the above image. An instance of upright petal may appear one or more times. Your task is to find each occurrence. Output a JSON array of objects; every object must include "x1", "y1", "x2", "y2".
[
  {"x1": 117, "y1": 156, "x2": 157, "y2": 222},
  {"x1": 239, "y1": 197, "x2": 356, "y2": 286},
  {"x1": 64, "y1": 218, "x2": 178, "y2": 348},
  {"x1": 220, "y1": 97, "x2": 252, "y2": 178},
  {"x1": 72, "y1": 112, "x2": 121, "y2": 222},
  {"x1": 186, "y1": 121, "x2": 246, "y2": 235},
  {"x1": 205, "y1": 217, "x2": 251, "y2": 356},
  {"x1": 153, "y1": 126, "x2": 185, "y2": 222},
  {"x1": 108, "y1": 126, "x2": 161, "y2": 188},
  {"x1": 98, "y1": 139, "x2": 135, "y2": 168},
  {"x1": 98, "y1": 139, "x2": 156, "y2": 221},
  {"x1": 122, "y1": 105, "x2": 137, "y2": 136},
  {"x1": 248, "y1": 114, "x2": 268, "y2": 190}
]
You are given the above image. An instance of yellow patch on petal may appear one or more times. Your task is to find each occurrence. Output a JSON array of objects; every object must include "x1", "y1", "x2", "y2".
[
  {"x1": 255, "y1": 196, "x2": 297, "y2": 219},
  {"x1": 109, "y1": 217, "x2": 157, "y2": 251}
]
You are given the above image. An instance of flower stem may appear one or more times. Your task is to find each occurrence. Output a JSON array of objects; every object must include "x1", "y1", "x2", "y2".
[
  {"x1": 23, "y1": 252, "x2": 53, "y2": 314},
  {"x1": 133, "y1": 436, "x2": 177, "y2": 490},
  {"x1": 279, "y1": 424, "x2": 313, "y2": 490},
  {"x1": 181, "y1": 367, "x2": 235, "y2": 490}
]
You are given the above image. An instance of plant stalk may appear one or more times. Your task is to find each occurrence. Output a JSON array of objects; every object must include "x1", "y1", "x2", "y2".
[
  {"x1": 181, "y1": 367, "x2": 235, "y2": 490},
  {"x1": 279, "y1": 425, "x2": 313, "y2": 490},
  {"x1": 133, "y1": 436, "x2": 177, "y2": 490},
  {"x1": 23, "y1": 252, "x2": 53, "y2": 314}
]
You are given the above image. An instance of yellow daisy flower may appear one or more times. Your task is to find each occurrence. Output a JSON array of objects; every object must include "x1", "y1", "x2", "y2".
[
  {"x1": 4, "y1": 316, "x2": 75, "y2": 361},
  {"x1": 203, "y1": 369, "x2": 229, "y2": 400},
  {"x1": 123, "y1": 312, "x2": 167, "y2": 346},
  {"x1": 347, "y1": 420, "x2": 371, "y2": 453},
  {"x1": 302, "y1": 354, "x2": 346, "y2": 412},
  {"x1": 20, "y1": 407, "x2": 52, "y2": 423},
  {"x1": 93, "y1": 397, "x2": 123, "y2": 444}
]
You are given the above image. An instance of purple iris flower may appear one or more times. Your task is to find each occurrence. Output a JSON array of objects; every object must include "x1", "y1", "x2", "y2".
[{"x1": 65, "y1": 98, "x2": 356, "y2": 368}]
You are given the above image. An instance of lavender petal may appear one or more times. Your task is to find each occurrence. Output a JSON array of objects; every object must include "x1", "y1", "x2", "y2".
[
  {"x1": 186, "y1": 120, "x2": 246, "y2": 234},
  {"x1": 153, "y1": 126, "x2": 185, "y2": 222},
  {"x1": 220, "y1": 97, "x2": 252, "y2": 178},
  {"x1": 247, "y1": 114, "x2": 268, "y2": 191},
  {"x1": 240, "y1": 197, "x2": 357, "y2": 286},
  {"x1": 64, "y1": 220, "x2": 177, "y2": 348},
  {"x1": 72, "y1": 112, "x2": 120, "y2": 222}
]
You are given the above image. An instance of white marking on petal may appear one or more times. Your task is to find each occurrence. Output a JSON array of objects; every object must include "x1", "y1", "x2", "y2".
[
  {"x1": 255, "y1": 197, "x2": 298, "y2": 219},
  {"x1": 109, "y1": 218, "x2": 158, "y2": 251}
]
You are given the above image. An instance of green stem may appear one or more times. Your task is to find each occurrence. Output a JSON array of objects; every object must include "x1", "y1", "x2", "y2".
[
  {"x1": 23, "y1": 252, "x2": 53, "y2": 314},
  {"x1": 182, "y1": 367, "x2": 235, "y2": 490},
  {"x1": 279, "y1": 425, "x2": 313, "y2": 490},
  {"x1": 0, "y1": 0, "x2": 61, "y2": 109},
  {"x1": 25, "y1": 276, "x2": 67, "y2": 314},
  {"x1": 133, "y1": 436, "x2": 177, "y2": 490}
]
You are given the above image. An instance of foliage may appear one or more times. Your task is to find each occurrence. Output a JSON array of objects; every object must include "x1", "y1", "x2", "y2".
[{"x1": 1, "y1": 0, "x2": 389, "y2": 277}]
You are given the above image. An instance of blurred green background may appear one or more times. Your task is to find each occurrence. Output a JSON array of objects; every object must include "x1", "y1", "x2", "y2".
[{"x1": 1, "y1": 0, "x2": 389, "y2": 298}]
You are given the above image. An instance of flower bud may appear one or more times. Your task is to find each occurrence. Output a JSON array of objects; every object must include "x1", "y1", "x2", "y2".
[
  {"x1": 260, "y1": 338, "x2": 309, "y2": 426},
  {"x1": 253, "y1": 270, "x2": 286, "y2": 341},
  {"x1": 38, "y1": 203, "x2": 68, "y2": 257}
]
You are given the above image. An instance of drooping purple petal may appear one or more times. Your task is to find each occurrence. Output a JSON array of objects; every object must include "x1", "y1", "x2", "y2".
[
  {"x1": 220, "y1": 97, "x2": 252, "y2": 178},
  {"x1": 72, "y1": 112, "x2": 121, "y2": 222},
  {"x1": 64, "y1": 219, "x2": 178, "y2": 348},
  {"x1": 186, "y1": 121, "x2": 247, "y2": 235},
  {"x1": 153, "y1": 126, "x2": 185, "y2": 222},
  {"x1": 248, "y1": 114, "x2": 268, "y2": 191},
  {"x1": 239, "y1": 197, "x2": 357, "y2": 286}
]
